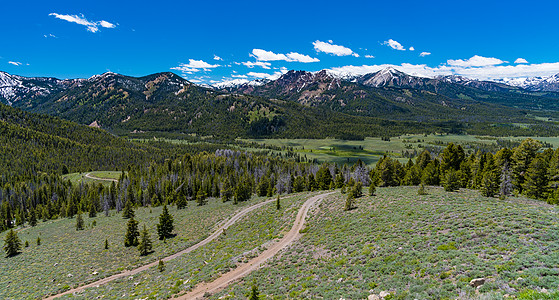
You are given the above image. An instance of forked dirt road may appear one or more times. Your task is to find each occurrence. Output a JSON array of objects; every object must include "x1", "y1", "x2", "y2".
[
  {"x1": 173, "y1": 191, "x2": 334, "y2": 300},
  {"x1": 44, "y1": 195, "x2": 296, "y2": 299}
]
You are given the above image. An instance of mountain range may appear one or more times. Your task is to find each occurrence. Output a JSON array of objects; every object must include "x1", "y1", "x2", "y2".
[{"x1": 2, "y1": 68, "x2": 559, "y2": 139}]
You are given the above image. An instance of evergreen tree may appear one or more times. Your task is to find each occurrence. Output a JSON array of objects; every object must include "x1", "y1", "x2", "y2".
[
  {"x1": 345, "y1": 194, "x2": 355, "y2": 211},
  {"x1": 25, "y1": 240, "x2": 29, "y2": 247},
  {"x1": 511, "y1": 138, "x2": 541, "y2": 193},
  {"x1": 158, "y1": 258, "x2": 165, "y2": 272},
  {"x1": 89, "y1": 202, "x2": 97, "y2": 218},
  {"x1": 36, "y1": 237, "x2": 41, "y2": 246},
  {"x1": 195, "y1": 188, "x2": 207, "y2": 206},
  {"x1": 316, "y1": 165, "x2": 333, "y2": 190},
  {"x1": 334, "y1": 173, "x2": 345, "y2": 189},
  {"x1": 176, "y1": 193, "x2": 187, "y2": 209},
  {"x1": 122, "y1": 200, "x2": 135, "y2": 219},
  {"x1": 220, "y1": 180, "x2": 233, "y2": 202},
  {"x1": 124, "y1": 217, "x2": 139, "y2": 247},
  {"x1": 138, "y1": 224, "x2": 152, "y2": 256},
  {"x1": 440, "y1": 143, "x2": 465, "y2": 173},
  {"x1": 157, "y1": 205, "x2": 174, "y2": 240},
  {"x1": 249, "y1": 283, "x2": 260, "y2": 300},
  {"x1": 368, "y1": 184, "x2": 376, "y2": 196},
  {"x1": 29, "y1": 208, "x2": 37, "y2": 227},
  {"x1": 3, "y1": 229, "x2": 22, "y2": 257},
  {"x1": 443, "y1": 170, "x2": 460, "y2": 192},
  {"x1": 75, "y1": 212, "x2": 84, "y2": 230},
  {"x1": 276, "y1": 195, "x2": 281, "y2": 210},
  {"x1": 480, "y1": 153, "x2": 500, "y2": 197},
  {"x1": 104, "y1": 238, "x2": 109, "y2": 249},
  {"x1": 523, "y1": 156, "x2": 549, "y2": 200},
  {"x1": 256, "y1": 176, "x2": 270, "y2": 197}
]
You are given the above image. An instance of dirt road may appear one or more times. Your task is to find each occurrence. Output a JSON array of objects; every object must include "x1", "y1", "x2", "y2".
[
  {"x1": 44, "y1": 196, "x2": 291, "y2": 299},
  {"x1": 84, "y1": 172, "x2": 118, "y2": 183},
  {"x1": 174, "y1": 191, "x2": 334, "y2": 299}
]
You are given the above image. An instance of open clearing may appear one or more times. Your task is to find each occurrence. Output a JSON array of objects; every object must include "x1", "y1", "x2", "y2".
[
  {"x1": 0, "y1": 195, "x2": 281, "y2": 299},
  {"x1": 62, "y1": 171, "x2": 124, "y2": 186},
  {"x1": 241, "y1": 134, "x2": 559, "y2": 166},
  {"x1": 213, "y1": 187, "x2": 559, "y2": 299}
]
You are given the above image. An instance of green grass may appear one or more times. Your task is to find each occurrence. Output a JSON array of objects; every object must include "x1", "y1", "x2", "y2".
[
  {"x1": 240, "y1": 134, "x2": 559, "y2": 167},
  {"x1": 212, "y1": 187, "x2": 559, "y2": 299},
  {"x1": 0, "y1": 196, "x2": 274, "y2": 299},
  {"x1": 56, "y1": 192, "x2": 317, "y2": 299}
]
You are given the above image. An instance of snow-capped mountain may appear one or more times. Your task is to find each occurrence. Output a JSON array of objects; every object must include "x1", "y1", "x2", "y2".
[
  {"x1": 499, "y1": 74, "x2": 559, "y2": 92},
  {"x1": 212, "y1": 78, "x2": 269, "y2": 90},
  {"x1": 0, "y1": 71, "x2": 83, "y2": 105}
]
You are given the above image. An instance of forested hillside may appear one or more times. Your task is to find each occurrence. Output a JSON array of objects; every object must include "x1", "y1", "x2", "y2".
[{"x1": 4, "y1": 71, "x2": 559, "y2": 139}]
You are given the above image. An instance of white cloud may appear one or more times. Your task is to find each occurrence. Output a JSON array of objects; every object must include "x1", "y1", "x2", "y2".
[
  {"x1": 312, "y1": 40, "x2": 359, "y2": 57},
  {"x1": 286, "y1": 52, "x2": 320, "y2": 62},
  {"x1": 213, "y1": 55, "x2": 223, "y2": 61},
  {"x1": 251, "y1": 49, "x2": 319, "y2": 63},
  {"x1": 49, "y1": 13, "x2": 116, "y2": 33},
  {"x1": 364, "y1": 55, "x2": 375, "y2": 58},
  {"x1": 8, "y1": 61, "x2": 22, "y2": 66},
  {"x1": 383, "y1": 39, "x2": 406, "y2": 51},
  {"x1": 247, "y1": 72, "x2": 273, "y2": 79},
  {"x1": 232, "y1": 74, "x2": 248, "y2": 78},
  {"x1": 409, "y1": 47, "x2": 415, "y2": 51},
  {"x1": 251, "y1": 49, "x2": 288, "y2": 61},
  {"x1": 242, "y1": 61, "x2": 272, "y2": 69},
  {"x1": 329, "y1": 59, "x2": 559, "y2": 81},
  {"x1": 447, "y1": 55, "x2": 505, "y2": 67},
  {"x1": 43, "y1": 34, "x2": 57, "y2": 38},
  {"x1": 171, "y1": 59, "x2": 220, "y2": 73},
  {"x1": 515, "y1": 58, "x2": 528, "y2": 64},
  {"x1": 420, "y1": 52, "x2": 431, "y2": 57}
]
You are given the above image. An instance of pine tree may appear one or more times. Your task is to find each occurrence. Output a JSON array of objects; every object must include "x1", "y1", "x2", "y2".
[
  {"x1": 124, "y1": 217, "x2": 139, "y2": 247},
  {"x1": 196, "y1": 189, "x2": 207, "y2": 206},
  {"x1": 75, "y1": 212, "x2": 84, "y2": 230},
  {"x1": 368, "y1": 184, "x2": 376, "y2": 196},
  {"x1": 138, "y1": 224, "x2": 152, "y2": 256},
  {"x1": 480, "y1": 153, "x2": 500, "y2": 197},
  {"x1": 25, "y1": 240, "x2": 29, "y2": 247},
  {"x1": 276, "y1": 195, "x2": 281, "y2": 210},
  {"x1": 104, "y1": 238, "x2": 109, "y2": 249},
  {"x1": 3, "y1": 229, "x2": 22, "y2": 257},
  {"x1": 122, "y1": 200, "x2": 135, "y2": 219},
  {"x1": 443, "y1": 170, "x2": 460, "y2": 192},
  {"x1": 29, "y1": 208, "x2": 37, "y2": 227},
  {"x1": 523, "y1": 156, "x2": 549, "y2": 200},
  {"x1": 249, "y1": 283, "x2": 260, "y2": 300},
  {"x1": 36, "y1": 237, "x2": 41, "y2": 246},
  {"x1": 345, "y1": 194, "x2": 355, "y2": 211},
  {"x1": 158, "y1": 258, "x2": 165, "y2": 272},
  {"x1": 89, "y1": 202, "x2": 97, "y2": 218},
  {"x1": 176, "y1": 193, "x2": 187, "y2": 209},
  {"x1": 157, "y1": 205, "x2": 174, "y2": 240}
]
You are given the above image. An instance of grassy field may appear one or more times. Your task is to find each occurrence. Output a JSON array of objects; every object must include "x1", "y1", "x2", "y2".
[
  {"x1": 62, "y1": 171, "x2": 124, "y2": 186},
  {"x1": 0, "y1": 195, "x2": 278, "y2": 299},
  {"x1": 56, "y1": 192, "x2": 317, "y2": 299},
  {"x1": 212, "y1": 187, "x2": 559, "y2": 300},
  {"x1": 241, "y1": 134, "x2": 559, "y2": 167}
]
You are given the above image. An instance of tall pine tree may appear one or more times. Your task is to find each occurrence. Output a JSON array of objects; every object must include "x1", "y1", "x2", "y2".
[{"x1": 156, "y1": 205, "x2": 174, "y2": 240}]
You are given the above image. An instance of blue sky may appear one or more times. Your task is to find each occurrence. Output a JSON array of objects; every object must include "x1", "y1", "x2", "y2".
[{"x1": 2, "y1": 0, "x2": 559, "y2": 84}]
